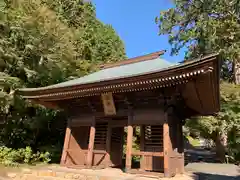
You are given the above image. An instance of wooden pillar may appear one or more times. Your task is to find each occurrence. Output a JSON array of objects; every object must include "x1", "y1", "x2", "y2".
[
  {"x1": 105, "y1": 122, "x2": 112, "y2": 167},
  {"x1": 60, "y1": 119, "x2": 71, "y2": 165},
  {"x1": 178, "y1": 120, "x2": 185, "y2": 174},
  {"x1": 140, "y1": 125, "x2": 145, "y2": 171},
  {"x1": 125, "y1": 109, "x2": 133, "y2": 171},
  {"x1": 86, "y1": 117, "x2": 96, "y2": 168},
  {"x1": 163, "y1": 112, "x2": 170, "y2": 177}
]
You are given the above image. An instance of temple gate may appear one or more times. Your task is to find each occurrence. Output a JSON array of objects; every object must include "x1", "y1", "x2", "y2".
[{"x1": 16, "y1": 51, "x2": 220, "y2": 177}]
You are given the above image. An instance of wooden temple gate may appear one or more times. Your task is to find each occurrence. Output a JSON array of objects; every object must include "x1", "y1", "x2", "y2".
[
  {"x1": 60, "y1": 92, "x2": 185, "y2": 176},
  {"x1": 16, "y1": 51, "x2": 220, "y2": 178}
]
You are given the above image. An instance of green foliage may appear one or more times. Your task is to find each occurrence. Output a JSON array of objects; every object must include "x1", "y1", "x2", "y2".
[
  {"x1": 221, "y1": 82, "x2": 240, "y2": 162},
  {"x1": 43, "y1": 0, "x2": 126, "y2": 71},
  {"x1": 0, "y1": 0, "x2": 126, "y2": 163},
  {"x1": 156, "y1": 0, "x2": 240, "y2": 58},
  {"x1": 185, "y1": 82, "x2": 240, "y2": 162},
  {"x1": 0, "y1": 146, "x2": 50, "y2": 166},
  {"x1": 156, "y1": 0, "x2": 240, "y2": 82},
  {"x1": 123, "y1": 127, "x2": 141, "y2": 161}
]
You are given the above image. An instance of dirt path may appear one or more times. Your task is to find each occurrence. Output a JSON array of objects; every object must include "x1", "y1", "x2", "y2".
[{"x1": 0, "y1": 163, "x2": 239, "y2": 180}]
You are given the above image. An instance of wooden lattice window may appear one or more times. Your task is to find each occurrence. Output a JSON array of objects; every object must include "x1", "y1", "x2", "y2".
[
  {"x1": 144, "y1": 125, "x2": 163, "y2": 151},
  {"x1": 94, "y1": 122, "x2": 108, "y2": 145}
]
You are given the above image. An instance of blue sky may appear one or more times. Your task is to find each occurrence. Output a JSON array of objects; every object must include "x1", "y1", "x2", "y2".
[{"x1": 92, "y1": 0, "x2": 186, "y2": 63}]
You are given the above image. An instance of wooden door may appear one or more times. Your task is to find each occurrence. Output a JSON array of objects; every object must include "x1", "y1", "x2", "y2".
[
  {"x1": 142, "y1": 125, "x2": 164, "y2": 172},
  {"x1": 93, "y1": 122, "x2": 108, "y2": 166},
  {"x1": 66, "y1": 126, "x2": 89, "y2": 166}
]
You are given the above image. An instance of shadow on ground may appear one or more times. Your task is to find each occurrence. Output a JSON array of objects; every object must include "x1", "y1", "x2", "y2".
[
  {"x1": 184, "y1": 137, "x2": 240, "y2": 180},
  {"x1": 193, "y1": 172, "x2": 240, "y2": 180}
]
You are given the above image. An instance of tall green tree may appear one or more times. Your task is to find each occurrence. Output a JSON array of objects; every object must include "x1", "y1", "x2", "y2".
[
  {"x1": 156, "y1": 0, "x2": 240, "y2": 84},
  {"x1": 0, "y1": 0, "x2": 126, "y2": 161},
  {"x1": 156, "y1": 0, "x2": 240, "y2": 162},
  {"x1": 44, "y1": 0, "x2": 126, "y2": 71}
]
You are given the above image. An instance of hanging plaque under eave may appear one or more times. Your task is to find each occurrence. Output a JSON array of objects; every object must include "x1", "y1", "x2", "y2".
[{"x1": 101, "y1": 92, "x2": 116, "y2": 116}]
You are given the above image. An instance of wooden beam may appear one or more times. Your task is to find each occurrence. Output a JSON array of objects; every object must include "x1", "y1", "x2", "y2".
[
  {"x1": 105, "y1": 122, "x2": 112, "y2": 167},
  {"x1": 86, "y1": 117, "x2": 96, "y2": 168},
  {"x1": 31, "y1": 99, "x2": 60, "y2": 110},
  {"x1": 67, "y1": 149, "x2": 107, "y2": 154},
  {"x1": 60, "y1": 119, "x2": 72, "y2": 165},
  {"x1": 163, "y1": 112, "x2": 170, "y2": 177},
  {"x1": 132, "y1": 151, "x2": 163, "y2": 157},
  {"x1": 109, "y1": 120, "x2": 128, "y2": 127},
  {"x1": 125, "y1": 108, "x2": 133, "y2": 171}
]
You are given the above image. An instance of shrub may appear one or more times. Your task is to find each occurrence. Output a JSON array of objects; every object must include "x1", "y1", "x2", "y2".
[{"x1": 0, "y1": 146, "x2": 51, "y2": 166}]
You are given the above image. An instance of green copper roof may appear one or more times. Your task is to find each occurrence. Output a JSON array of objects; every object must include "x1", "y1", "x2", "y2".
[{"x1": 20, "y1": 57, "x2": 178, "y2": 92}]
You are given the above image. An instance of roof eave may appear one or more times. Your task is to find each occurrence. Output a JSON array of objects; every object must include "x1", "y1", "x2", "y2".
[{"x1": 16, "y1": 53, "x2": 220, "y2": 100}]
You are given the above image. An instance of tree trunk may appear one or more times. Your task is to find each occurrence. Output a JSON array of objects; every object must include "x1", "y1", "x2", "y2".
[
  {"x1": 233, "y1": 59, "x2": 240, "y2": 85},
  {"x1": 214, "y1": 133, "x2": 226, "y2": 163}
]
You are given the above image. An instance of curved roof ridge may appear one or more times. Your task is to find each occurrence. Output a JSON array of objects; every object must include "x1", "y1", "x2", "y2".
[{"x1": 99, "y1": 50, "x2": 166, "y2": 69}]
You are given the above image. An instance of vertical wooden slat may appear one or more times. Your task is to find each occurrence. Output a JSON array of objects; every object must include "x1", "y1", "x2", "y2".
[
  {"x1": 60, "y1": 119, "x2": 72, "y2": 165},
  {"x1": 105, "y1": 122, "x2": 112, "y2": 167},
  {"x1": 140, "y1": 125, "x2": 145, "y2": 171},
  {"x1": 125, "y1": 109, "x2": 133, "y2": 171},
  {"x1": 163, "y1": 112, "x2": 170, "y2": 177},
  {"x1": 120, "y1": 127, "x2": 124, "y2": 165},
  {"x1": 86, "y1": 117, "x2": 96, "y2": 168}
]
